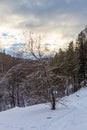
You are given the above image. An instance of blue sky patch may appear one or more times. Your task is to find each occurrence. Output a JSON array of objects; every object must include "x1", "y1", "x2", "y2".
[
  {"x1": 2, "y1": 33, "x2": 8, "y2": 36},
  {"x1": 11, "y1": 43, "x2": 26, "y2": 47}
]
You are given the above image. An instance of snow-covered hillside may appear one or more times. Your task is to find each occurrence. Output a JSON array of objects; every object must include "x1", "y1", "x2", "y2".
[{"x1": 0, "y1": 87, "x2": 87, "y2": 130}]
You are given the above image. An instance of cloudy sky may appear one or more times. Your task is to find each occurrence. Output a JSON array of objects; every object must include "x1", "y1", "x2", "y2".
[{"x1": 0, "y1": 0, "x2": 87, "y2": 51}]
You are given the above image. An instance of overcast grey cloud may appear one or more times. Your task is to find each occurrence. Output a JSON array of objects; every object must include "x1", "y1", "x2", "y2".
[{"x1": 0, "y1": 0, "x2": 87, "y2": 48}]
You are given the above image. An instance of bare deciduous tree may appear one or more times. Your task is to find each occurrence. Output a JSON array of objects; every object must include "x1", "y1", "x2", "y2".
[{"x1": 24, "y1": 33, "x2": 56, "y2": 110}]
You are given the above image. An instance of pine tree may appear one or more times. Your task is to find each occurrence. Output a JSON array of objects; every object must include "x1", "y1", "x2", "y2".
[
  {"x1": 77, "y1": 31, "x2": 86, "y2": 84},
  {"x1": 64, "y1": 42, "x2": 76, "y2": 80}
]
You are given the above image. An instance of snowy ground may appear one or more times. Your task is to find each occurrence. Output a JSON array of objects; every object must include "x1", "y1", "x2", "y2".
[{"x1": 0, "y1": 87, "x2": 87, "y2": 130}]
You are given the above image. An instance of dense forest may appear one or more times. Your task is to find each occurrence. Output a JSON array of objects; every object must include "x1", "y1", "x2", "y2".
[
  {"x1": 54, "y1": 27, "x2": 87, "y2": 85},
  {"x1": 0, "y1": 52, "x2": 22, "y2": 73},
  {"x1": 0, "y1": 27, "x2": 87, "y2": 111}
]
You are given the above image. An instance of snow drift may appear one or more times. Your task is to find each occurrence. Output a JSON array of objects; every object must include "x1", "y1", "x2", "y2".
[{"x1": 0, "y1": 87, "x2": 87, "y2": 130}]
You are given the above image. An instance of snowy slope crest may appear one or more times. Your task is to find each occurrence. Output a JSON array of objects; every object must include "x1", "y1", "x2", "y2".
[{"x1": 0, "y1": 87, "x2": 87, "y2": 130}]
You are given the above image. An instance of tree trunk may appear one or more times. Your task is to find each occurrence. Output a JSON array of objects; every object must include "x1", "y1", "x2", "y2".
[{"x1": 50, "y1": 88, "x2": 56, "y2": 110}]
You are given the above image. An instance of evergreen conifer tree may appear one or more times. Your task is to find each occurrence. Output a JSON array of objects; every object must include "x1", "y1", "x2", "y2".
[{"x1": 77, "y1": 32, "x2": 86, "y2": 84}]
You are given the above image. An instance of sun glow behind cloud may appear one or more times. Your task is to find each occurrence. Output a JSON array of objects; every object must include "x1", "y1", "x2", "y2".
[
  {"x1": 42, "y1": 33, "x2": 68, "y2": 51},
  {"x1": 0, "y1": 0, "x2": 87, "y2": 54}
]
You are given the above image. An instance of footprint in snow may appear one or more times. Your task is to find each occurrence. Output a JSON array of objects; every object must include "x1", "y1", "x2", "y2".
[{"x1": 47, "y1": 117, "x2": 52, "y2": 119}]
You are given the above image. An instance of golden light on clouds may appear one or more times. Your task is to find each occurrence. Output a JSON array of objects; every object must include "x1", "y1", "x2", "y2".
[
  {"x1": 42, "y1": 33, "x2": 68, "y2": 51},
  {"x1": 0, "y1": 0, "x2": 87, "y2": 54}
]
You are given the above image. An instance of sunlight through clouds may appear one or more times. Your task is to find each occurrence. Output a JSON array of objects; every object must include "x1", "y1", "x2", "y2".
[{"x1": 0, "y1": 0, "x2": 87, "y2": 52}]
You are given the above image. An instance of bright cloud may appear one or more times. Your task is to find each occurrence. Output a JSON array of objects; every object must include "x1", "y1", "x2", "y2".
[{"x1": 0, "y1": 0, "x2": 87, "y2": 51}]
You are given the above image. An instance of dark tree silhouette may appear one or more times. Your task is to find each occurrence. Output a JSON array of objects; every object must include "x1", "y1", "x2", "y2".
[{"x1": 77, "y1": 32, "x2": 86, "y2": 85}]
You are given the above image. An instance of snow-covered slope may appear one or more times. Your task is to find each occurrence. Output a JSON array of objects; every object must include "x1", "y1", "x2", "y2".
[{"x1": 0, "y1": 87, "x2": 87, "y2": 130}]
